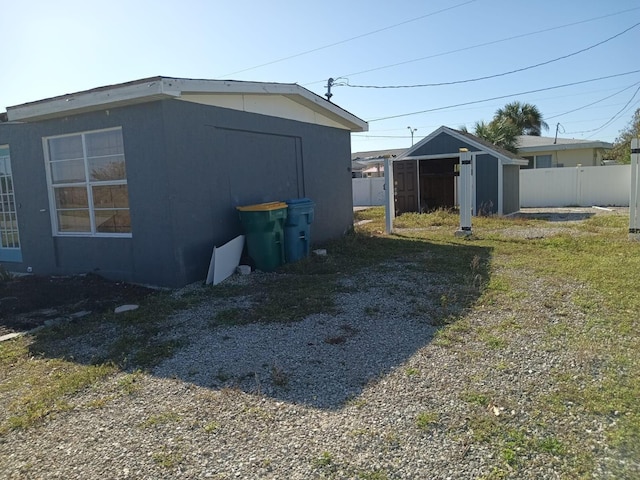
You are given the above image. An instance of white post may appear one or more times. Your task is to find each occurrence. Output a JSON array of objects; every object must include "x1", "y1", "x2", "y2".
[
  {"x1": 384, "y1": 157, "x2": 395, "y2": 234},
  {"x1": 630, "y1": 138, "x2": 640, "y2": 241},
  {"x1": 456, "y1": 149, "x2": 473, "y2": 237}
]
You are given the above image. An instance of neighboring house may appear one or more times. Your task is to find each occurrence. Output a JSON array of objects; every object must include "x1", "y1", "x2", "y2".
[
  {"x1": 394, "y1": 126, "x2": 527, "y2": 215},
  {"x1": 516, "y1": 135, "x2": 613, "y2": 168},
  {"x1": 351, "y1": 148, "x2": 405, "y2": 178},
  {"x1": 0, "y1": 76, "x2": 367, "y2": 287}
]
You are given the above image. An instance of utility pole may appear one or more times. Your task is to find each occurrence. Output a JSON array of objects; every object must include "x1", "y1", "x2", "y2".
[
  {"x1": 407, "y1": 126, "x2": 417, "y2": 146},
  {"x1": 553, "y1": 123, "x2": 564, "y2": 145}
]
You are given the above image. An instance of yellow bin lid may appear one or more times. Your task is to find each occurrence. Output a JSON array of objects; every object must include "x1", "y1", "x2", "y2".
[{"x1": 236, "y1": 201, "x2": 287, "y2": 212}]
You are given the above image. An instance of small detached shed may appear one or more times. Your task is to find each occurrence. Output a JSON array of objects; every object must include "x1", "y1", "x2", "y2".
[
  {"x1": 393, "y1": 126, "x2": 527, "y2": 216},
  {"x1": 0, "y1": 77, "x2": 367, "y2": 287}
]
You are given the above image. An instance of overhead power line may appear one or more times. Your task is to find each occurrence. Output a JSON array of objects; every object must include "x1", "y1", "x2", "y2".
[
  {"x1": 367, "y1": 70, "x2": 640, "y2": 122},
  {"x1": 341, "y1": 22, "x2": 640, "y2": 89},
  {"x1": 218, "y1": 0, "x2": 478, "y2": 77},
  {"x1": 565, "y1": 86, "x2": 640, "y2": 137},
  {"x1": 308, "y1": 6, "x2": 640, "y2": 85},
  {"x1": 546, "y1": 81, "x2": 640, "y2": 120}
]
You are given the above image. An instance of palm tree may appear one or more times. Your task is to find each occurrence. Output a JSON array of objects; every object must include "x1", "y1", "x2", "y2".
[
  {"x1": 494, "y1": 101, "x2": 549, "y2": 136},
  {"x1": 459, "y1": 119, "x2": 519, "y2": 153}
]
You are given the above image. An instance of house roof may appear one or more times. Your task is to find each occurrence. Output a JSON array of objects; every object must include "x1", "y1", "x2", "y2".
[
  {"x1": 352, "y1": 148, "x2": 407, "y2": 161},
  {"x1": 5, "y1": 76, "x2": 368, "y2": 132},
  {"x1": 516, "y1": 135, "x2": 613, "y2": 152},
  {"x1": 398, "y1": 126, "x2": 528, "y2": 166}
]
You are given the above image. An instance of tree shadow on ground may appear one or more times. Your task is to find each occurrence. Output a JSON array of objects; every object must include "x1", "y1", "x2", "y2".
[{"x1": 24, "y1": 234, "x2": 492, "y2": 410}]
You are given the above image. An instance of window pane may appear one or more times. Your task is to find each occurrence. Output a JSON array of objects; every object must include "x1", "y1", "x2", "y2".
[
  {"x1": 48, "y1": 135, "x2": 84, "y2": 161},
  {"x1": 0, "y1": 156, "x2": 10, "y2": 175},
  {"x1": 85, "y1": 130, "x2": 123, "y2": 157},
  {"x1": 1, "y1": 232, "x2": 11, "y2": 248},
  {"x1": 57, "y1": 210, "x2": 91, "y2": 232},
  {"x1": 92, "y1": 185, "x2": 129, "y2": 208},
  {"x1": 55, "y1": 187, "x2": 88, "y2": 209},
  {"x1": 50, "y1": 159, "x2": 86, "y2": 184},
  {"x1": 536, "y1": 155, "x2": 552, "y2": 168},
  {"x1": 89, "y1": 156, "x2": 126, "y2": 181},
  {"x1": 4, "y1": 231, "x2": 18, "y2": 248},
  {"x1": 95, "y1": 210, "x2": 131, "y2": 233}
]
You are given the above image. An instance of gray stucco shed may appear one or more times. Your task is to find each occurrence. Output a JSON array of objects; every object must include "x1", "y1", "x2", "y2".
[
  {"x1": 393, "y1": 126, "x2": 527, "y2": 216},
  {"x1": 0, "y1": 77, "x2": 367, "y2": 287}
]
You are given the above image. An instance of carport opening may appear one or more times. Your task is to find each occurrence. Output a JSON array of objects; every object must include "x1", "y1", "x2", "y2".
[{"x1": 419, "y1": 157, "x2": 459, "y2": 212}]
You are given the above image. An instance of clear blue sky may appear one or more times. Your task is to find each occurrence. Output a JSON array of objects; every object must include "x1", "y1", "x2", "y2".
[{"x1": 2, "y1": 0, "x2": 639, "y2": 153}]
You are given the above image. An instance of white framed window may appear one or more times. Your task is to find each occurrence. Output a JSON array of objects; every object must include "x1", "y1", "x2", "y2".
[
  {"x1": 522, "y1": 154, "x2": 554, "y2": 169},
  {"x1": 0, "y1": 145, "x2": 22, "y2": 259},
  {"x1": 44, "y1": 128, "x2": 131, "y2": 236}
]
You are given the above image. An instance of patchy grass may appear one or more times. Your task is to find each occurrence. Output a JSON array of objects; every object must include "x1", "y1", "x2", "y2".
[
  {"x1": 355, "y1": 207, "x2": 638, "y2": 477},
  {"x1": 1, "y1": 206, "x2": 637, "y2": 478},
  {"x1": 416, "y1": 411, "x2": 439, "y2": 431},
  {"x1": 0, "y1": 341, "x2": 117, "y2": 432},
  {"x1": 139, "y1": 411, "x2": 181, "y2": 429},
  {"x1": 152, "y1": 446, "x2": 184, "y2": 469}
]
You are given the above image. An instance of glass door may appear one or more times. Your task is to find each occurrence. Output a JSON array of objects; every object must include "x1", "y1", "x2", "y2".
[{"x1": 0, "y1": 146, "x2": 22, "y2": 262}]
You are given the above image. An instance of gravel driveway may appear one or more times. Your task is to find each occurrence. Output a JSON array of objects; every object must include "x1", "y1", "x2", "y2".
[{"x1": 0, "y1": 208, "x2": 634, "y2": 479}]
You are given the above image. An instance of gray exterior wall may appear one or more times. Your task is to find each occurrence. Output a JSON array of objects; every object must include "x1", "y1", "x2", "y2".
[
  {"x1": 407, "y1": 132, "x2": 502, "y2": 215},
  {"x1": 475, "y1": 154, "x2": 498, "y2": 215},
  {"x1": 502, "y1": 165, "x2": 520, "y2": 214},
  {"x1": 411, "y1": 132, "x2": 481, "y2": 157},
  {"x1": 0, "y1": 99, "x2": 353, "y2": 287}
]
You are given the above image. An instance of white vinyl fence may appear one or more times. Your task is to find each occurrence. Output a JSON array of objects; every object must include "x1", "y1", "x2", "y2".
[
  {"x1": 353, "y1": 177, "x2": 386, "y2": 206},
  {"x1": 353, "y1": 165, "x2": 631, "y2": 209},
  {"x1": 520, "y1": 165, "x2": 631, "y2": 208}
]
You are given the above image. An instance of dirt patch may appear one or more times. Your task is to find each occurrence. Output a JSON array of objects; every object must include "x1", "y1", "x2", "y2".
[{"x1": 0, "y1": 274, "x2": 155, "y2": 337}]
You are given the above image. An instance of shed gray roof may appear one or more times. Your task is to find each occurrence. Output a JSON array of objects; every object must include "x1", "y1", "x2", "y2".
[
  {"x1": 352, "y1": 148, "x2": 407, "y2": 161},
  {"x1": 398, "y1": 126, "x2": 528, "y2": 166}
]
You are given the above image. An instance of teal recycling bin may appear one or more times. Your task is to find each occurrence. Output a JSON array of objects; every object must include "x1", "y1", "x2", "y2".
[
  {"x1": 236, "y1": 202, "x2": 288, "y2": 271},
  {"x1": 283, "y1": 198, "x2": 315, "y2": 263}
]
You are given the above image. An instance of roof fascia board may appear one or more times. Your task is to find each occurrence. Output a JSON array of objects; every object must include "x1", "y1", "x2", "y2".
[
  {"x1": 7, "y1": 81, "x2": 177, "y2": 122},
  {"x1": 402, "y1": 152, "x2": 464, "y2": 160},
  {"x1": 175, "y1": 77, "x2": 368, "y2": 131},
  {"x1": 443, "y1": 127, "x2": 529, "y2": 165},
  {"x1": 397, "y1": 126, "x2": 527, "y2": 165},
  {"x1": 518, "y1": 142, "x2": 612, "y2": 153},
  {"x1": 7, "y1": 76, "x2": 368, "y2": 131}
]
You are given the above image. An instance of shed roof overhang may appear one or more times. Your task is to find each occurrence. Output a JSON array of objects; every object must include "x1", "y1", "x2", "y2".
[
  {"x1": 6, "y1": 77, "x2": 368, "y2": 132},
  {"x1": 396, "y1": 126, "x2": 528, "y2": 166}
]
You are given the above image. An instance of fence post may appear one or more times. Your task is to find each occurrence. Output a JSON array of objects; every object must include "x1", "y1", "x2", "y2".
[
  {"x1": 630, "y1": 138, "x2": 640, "y2": 241},
  {"x1": 384, "y1": 157, "x2": 395, "y2": 234},
  {"x1": 455, "y1": 148, "x2": 473, "y2": 237}
]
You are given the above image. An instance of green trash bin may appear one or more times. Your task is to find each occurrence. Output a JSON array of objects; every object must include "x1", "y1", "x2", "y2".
[{"x1": 236, "y1": 202, "x2": 288, "y2": 272}]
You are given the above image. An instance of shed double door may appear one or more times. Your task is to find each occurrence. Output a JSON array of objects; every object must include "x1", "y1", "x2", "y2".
[{"x1": 393, "y1": 160, "x2": 418, "y2": 215}]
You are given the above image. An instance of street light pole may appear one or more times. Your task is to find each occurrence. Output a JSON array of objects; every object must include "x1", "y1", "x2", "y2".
[{"x1": 407, "y1": 126, "x2": 417, "y2": 146}]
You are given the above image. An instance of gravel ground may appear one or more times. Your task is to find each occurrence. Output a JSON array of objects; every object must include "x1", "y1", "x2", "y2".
[{"x1": 0, "y1": 208, "x2": 634, "y2": 479}]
